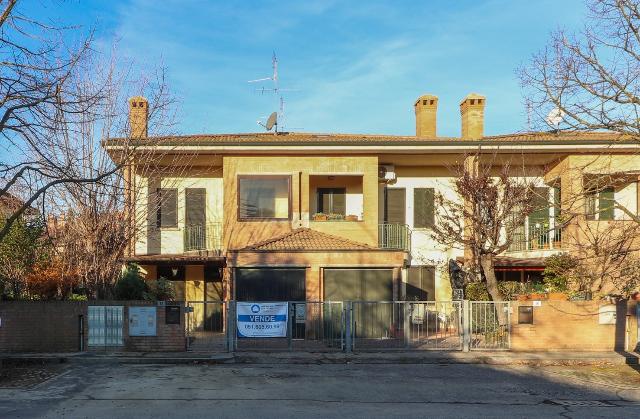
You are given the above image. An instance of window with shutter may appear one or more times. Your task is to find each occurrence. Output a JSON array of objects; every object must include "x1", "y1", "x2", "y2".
[
  {"x1": 413, "y1": 188, "x2": 434, "y2": 228},
  {"x1": 185, "y1": 188, "x2": 206, "y2": 226},
  {"x1": 156, "y1": 188, "x2": 178, "y2": 228},
  {"x1": 317, "y1": 188, "x2": 346, "y2": 215},
  {"x1": 384, "y1": 188, "x2": 406, "y2": 224}
]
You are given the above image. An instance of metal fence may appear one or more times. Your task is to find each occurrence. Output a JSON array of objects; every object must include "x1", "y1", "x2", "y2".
[
  {"x1": 469, "y1": 301, "x2": 511, "y2": 350},
  {"x1": 185, "y1": 301, "x2": 228, "y2": 352},
  {"x1": 232, "y1": 301, "x2": 345, "y2": 352},
  {"x1": 203, "y1": 300, "x2": 509, "y2": 353},
  {"x1": 350, "y1": 301, "x2": 462, "y2": 351}
]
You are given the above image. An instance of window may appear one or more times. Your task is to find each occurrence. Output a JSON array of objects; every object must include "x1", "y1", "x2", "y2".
[
  {"x1": 238, "y1": 176, "x2": 291, "y2": 220},
  {"x1": 414, "y1": 188, "x2": 435, "y2": 228},
  {"x1": 317, "y1": 188, "x2": 346, "y2": 215},
  {"x1": 156, "y1": 188, "x2": 178, "y2": 228},
  {"x1": 585, "y1": 187, "x2": 614, "y2": 220}
]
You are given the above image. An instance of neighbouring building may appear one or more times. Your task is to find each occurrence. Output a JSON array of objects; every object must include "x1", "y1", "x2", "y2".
[{"x1": 103, "y1": 94, "x2": 640, "y2": 314}]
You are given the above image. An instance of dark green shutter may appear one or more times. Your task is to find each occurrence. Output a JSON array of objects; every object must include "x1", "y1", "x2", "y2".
[
  {"x1": 385, "y1": 188, "x2": 406, "y2": 224},
  {"x1": 157, "y1": 188, "x2": 178, "y2": 228},
  {"x1": 599, "y1": 187, "x2": 615, "y2": 220},
  {"x1": 530, "y1": 187, "x2": 549, "y2": 222},
  {"x1": 407, "y1": 266, "x2": 435, "y2": 301},
  {"x1": 414, "y1": 188, "x2": 434, "y2": 228},
  {"x1": 185, "y1": 188, "x2": 206, "y2": 226}
]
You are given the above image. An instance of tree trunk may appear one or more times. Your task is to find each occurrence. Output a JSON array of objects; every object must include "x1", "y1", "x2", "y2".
[{"x1": 479, "y1": 254, "x2": 508, "y2": 326}]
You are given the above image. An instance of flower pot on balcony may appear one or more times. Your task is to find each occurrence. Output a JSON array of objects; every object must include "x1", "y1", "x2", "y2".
[
  {"x1": 528, "y1": 293, "x2": 546, "y2": 300},
  {"x1": 313, "y1": 214, "x2": 327, "y2": 221},
  {"x1": 345, "y1": 214, "x2": 359, "y2": 222},
  {"x1": 516, "y1": 294, "x2": 529, "y2": 302},
  {"x1": 547, "y1": 292, "x2": 568, "y2": 301}
]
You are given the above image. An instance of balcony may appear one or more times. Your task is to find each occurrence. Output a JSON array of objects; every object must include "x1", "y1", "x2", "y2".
[
  {"x1": 378, "y1": 223, "x2": 411, "y2": 251},
  {"x1": 508, "y1": 224, "x2": 562, "y2": 252},
  {"x1": 184, "y1": 223, "x2": 223, "y2": 253}
]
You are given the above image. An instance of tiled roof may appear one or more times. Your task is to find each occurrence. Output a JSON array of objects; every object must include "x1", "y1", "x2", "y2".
[
  {"x1": 104, "y1": 130, "x2": 626, "y2": 147},
  {"x1": 236, "y1": 228, "x2": 374, "y2": 251}
]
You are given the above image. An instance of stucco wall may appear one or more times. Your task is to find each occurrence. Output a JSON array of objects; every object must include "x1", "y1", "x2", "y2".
[{"x1": 133, "y1": 167, "x2": 223, "y2": 255}]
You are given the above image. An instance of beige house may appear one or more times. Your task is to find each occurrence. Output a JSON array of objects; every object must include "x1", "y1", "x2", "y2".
[{"x1": 103, "y1": 93, "x2": 640, "y2": 307}]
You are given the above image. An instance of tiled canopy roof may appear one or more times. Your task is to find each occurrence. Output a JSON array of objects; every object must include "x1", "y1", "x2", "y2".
[{"x1": 236, "y1": 228, "x2": 374, "y2": 252}]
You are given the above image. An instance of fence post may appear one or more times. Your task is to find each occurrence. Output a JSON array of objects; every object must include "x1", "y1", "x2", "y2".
[
  {"x1": 463, "y1": 300, "x2": 470, "y2": 352},
  {"x1": 345, "y1": 302, "x2": 352, "y2": 353},
  {"x1": 226, "y1": 301, "x2": 236, "y2": 352},
  {"x1": 287, "y1": 302, "x2": 293, "y2": 351},
  {"x1": 403, "y1": 302, "x2": 410, "y2": 348}
]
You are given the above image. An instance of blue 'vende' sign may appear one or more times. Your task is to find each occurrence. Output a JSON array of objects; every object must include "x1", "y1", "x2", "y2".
[{"x1": 237, "y1": 302, "x2": 288, "y2": 338}]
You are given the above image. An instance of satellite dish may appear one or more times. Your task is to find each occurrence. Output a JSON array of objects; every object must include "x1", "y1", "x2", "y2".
[
  {"x1": 546, "y1": 107, "x2": 565, "y2": 129},
  {"x1": 265, "y1": 112, "x2": 277, "y2": 131}
]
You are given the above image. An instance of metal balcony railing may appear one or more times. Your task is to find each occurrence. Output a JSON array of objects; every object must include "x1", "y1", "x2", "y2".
[
  {"x1": 378, "y1": 223, "x2": 411, "y2": 251},
  {"x1": 184, "y1": 223, "x2": 223, "y2": 252},
  {"x1": 508, "y1": 223, "x2": 562, "y2": 252}
]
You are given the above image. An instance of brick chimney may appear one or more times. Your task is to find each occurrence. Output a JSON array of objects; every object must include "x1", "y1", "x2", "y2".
[
  {"x1": 414, "y1": 94, "x2": 438, "y2": 137},
  {"x1": 460, "y1": 93, "x2": 485, "y2": 139},
  {"x1": 128, "y1": 96, "x2": 148, "y2": 139}
]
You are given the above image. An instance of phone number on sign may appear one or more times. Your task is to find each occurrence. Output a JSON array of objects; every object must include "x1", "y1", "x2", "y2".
[{"x1": 243, "y1": 324, "x2": 282, "y2": 330}]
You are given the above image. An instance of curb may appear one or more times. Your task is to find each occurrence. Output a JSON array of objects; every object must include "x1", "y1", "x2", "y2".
[{"x1": 2, "y1": 352, "x2": 637, "y2": 366}]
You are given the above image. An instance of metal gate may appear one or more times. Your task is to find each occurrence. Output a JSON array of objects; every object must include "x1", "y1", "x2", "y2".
[
  {"x1": 469, "y1": 301, "x2": 511, "y2": 350},
  {"x1": 349, "y1": 301, "x2": 462, "y2": 351},
  {"x1": 88, "y1": 306, "x2": 124, "y2": 347},
  {"x1": 185, "y1": 301, "x2": 228, "y2": 352},
  {"x1": 232, "y1": 301, "x2": 344, "y2": 352}
]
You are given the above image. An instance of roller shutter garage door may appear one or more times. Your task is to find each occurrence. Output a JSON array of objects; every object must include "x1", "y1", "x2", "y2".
[
  {"x1": 323, "y1": 268, "x2": 393, "y2": 301},
  {"x1": 235, "y1": 268, "x2": 306, "y2": 301},
  {"x1": 324, "y1": 268, "x2": 394, "y2": 339}
]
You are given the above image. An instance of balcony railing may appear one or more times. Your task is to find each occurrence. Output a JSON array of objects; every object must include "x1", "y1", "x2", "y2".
[
  {"x1": 508, "y1": 223, "x2": 562, "y2": 252},
  {"x1": 184, "y1": 223, "x2": 223, "y2": 252},
  {"x1": 378, "y1": 223, "x2": 412, "y2": 251}
]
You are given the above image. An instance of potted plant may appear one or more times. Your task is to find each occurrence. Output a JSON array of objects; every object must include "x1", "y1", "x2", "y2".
[
  {"x1": 345, "y1": 214, "x2": 359, "y2": 222},
  {"x1": 312, "y1": 213, "x2": 327, "y2": 221},
  {"x1": 528, "y1": 282, "x2": 547, "y2": 300},
  {"x1": 327, "y1": 213, "x2": 345, "y2": 221}
]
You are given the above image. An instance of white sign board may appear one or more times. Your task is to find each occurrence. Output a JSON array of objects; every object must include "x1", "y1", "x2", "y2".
[
  {"x1": 129, "y1": 306, "x2": 157, "y2": 336},
  {"x1": 237, "y1": 302, "x2": 288, "y2": 338},
  {"x1": 598, "y1": 304, "x2": 617, "y2": 325}
]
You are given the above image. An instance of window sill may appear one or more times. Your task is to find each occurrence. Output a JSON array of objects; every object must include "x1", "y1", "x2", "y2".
[{"x1": 311, "y1": 219, "x2": 363, "y2": 223}]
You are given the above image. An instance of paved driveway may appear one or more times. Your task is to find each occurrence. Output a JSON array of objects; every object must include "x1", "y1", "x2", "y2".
[{"x1": 0, "y1": 362, "x2": 639, "y2": 418}]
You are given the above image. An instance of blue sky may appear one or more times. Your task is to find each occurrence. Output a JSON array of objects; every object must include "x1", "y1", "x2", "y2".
[{"x1": 30, "y1": 0, "x2": 587, "y2": 137}]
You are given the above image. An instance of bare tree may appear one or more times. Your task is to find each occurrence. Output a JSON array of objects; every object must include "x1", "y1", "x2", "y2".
[
  {"x1": 0, "y1": 0, "x2": 126, "y2": 240},
  {"x1": 521, "y1": 0, "x2": 640, "y2": 298},
  {"x1": 430, "y1": 153, "x2": 537, "y2": 308},
  {"x1": 520, "y1": 0, "x2": 640, "y2": 136}
]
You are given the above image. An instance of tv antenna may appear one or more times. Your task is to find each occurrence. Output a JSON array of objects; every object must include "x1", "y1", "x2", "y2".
[
  {"x1": 545, "y1": 107, "x2": 565, "y2": 131},
  {"x1": 249, "y1": 52, "x2": 301, "y2": 132}
]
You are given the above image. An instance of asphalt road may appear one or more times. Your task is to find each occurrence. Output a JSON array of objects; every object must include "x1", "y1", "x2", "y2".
[{"x1": 1, "y1": 362, "x2": 639, "y2": 418}]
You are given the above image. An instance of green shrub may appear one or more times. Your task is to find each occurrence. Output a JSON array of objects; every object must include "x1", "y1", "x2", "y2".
[
  {"x1": 144, "y1": 277, "x2": 175, "y2": 301},
  {"x1": 68, "y1": 293, "x2": 88, "y2": 301},
  {"x1": 114, "y1": 264, "x2": 147, "y2": 300},
  {"x1": 543, "y1": 253, "x2": 576, "y2": 292},
  {"x1": 464, "y1": 281, "x2": 524, "y2": 301}
]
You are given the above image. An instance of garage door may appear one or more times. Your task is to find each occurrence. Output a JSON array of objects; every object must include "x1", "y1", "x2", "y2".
[
  {"x1": 324, "y1": 269, "x2": 395, "y2": 339},
  {"x1": 235, "y1": 268, "x2": 306, "y2": 301},
  {"x1": 324, "y1": 268, "x2": 393, "y2": 301}
]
